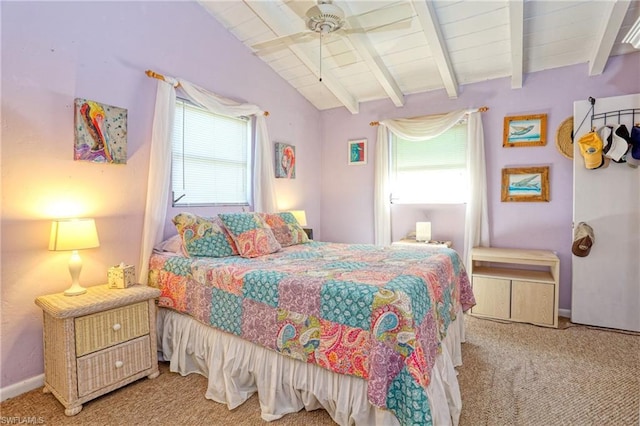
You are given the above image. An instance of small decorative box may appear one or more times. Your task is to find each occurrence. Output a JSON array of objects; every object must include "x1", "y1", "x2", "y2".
[{"x1": 108, "y1": 263, "x2": 135, "y2": 289}]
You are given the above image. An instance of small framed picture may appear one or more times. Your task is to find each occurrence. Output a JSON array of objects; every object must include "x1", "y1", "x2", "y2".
[
  {"x1": 275, "y1": 142, "x2": 295, "y2": 178},
  {"x1": 501, "y1": 166, "x2": 550, "y2": 202},
  {"x1": 348, "y1": 139, "x2": 367, "y2": 165},
  {"x1": 503, "y1": 114, "x2": 547, "y2": 147}
]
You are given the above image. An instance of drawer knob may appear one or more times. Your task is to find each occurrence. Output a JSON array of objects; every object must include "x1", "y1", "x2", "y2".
[
  {"x1": 115, "y1": 360, "x2": 124, "y2": 368},
  {"x1": 112, "y1": 323, "x2": 121, "y2": 331}
]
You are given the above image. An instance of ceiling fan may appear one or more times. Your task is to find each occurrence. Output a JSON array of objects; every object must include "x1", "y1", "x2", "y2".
[{"x1": 251, "y1": 1, "x2": 415, "y2": 53}]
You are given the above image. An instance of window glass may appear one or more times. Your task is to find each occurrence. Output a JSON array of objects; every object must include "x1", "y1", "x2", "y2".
[{"x1": 390, "y1": 123, "x2": 468, "y2": 204}]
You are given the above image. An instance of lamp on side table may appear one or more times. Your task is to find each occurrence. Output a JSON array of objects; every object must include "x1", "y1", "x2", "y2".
[
  {"x1": 48, "y1": 218, "x2": 100, "y2": 296},
  {"x1": 289, "y1": 210, "x2": 313, "y2": 239}
]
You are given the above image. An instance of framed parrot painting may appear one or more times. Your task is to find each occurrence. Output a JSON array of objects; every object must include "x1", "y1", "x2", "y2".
[
  {"x1": 275, "y1": 142, "x2": 295, "y2": 178},
  {"x1": 74, "y1": 98, "x2": 128, "y2": 163}
]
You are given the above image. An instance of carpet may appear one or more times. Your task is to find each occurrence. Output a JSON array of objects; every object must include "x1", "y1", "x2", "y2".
[{"x1": 2, "y1": 315, "x2": 638, "y2": 425}]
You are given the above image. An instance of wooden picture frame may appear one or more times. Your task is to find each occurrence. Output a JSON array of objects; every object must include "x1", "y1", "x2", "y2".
[
  {"x1": 503, "y1": 114, "x2": 547, "y2": 147},
  {"x1": 501, "y1": 166, "x2": 549, "y2": 202},
  {"x1": 348, "y1": 139, "x2": 367, "y2": 165}
]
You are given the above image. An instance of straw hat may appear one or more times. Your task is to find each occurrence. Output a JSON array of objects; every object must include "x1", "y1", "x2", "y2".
[{"x1": 556, "y1": 117, "x2": 574, "y2": 159}]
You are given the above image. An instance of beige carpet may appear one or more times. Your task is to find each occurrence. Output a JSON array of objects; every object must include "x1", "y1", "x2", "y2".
[{"x1": 2, "y1": 315, "x2": 638, "y2": 425}]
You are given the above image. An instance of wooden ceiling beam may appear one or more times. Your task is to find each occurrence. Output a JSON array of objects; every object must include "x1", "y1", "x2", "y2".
[
  {"x1": 509, "y1": 0, "x2": 524, "y2": 89},
  {"x1": 412, "y1": 0, "x2": 458, "y2": 99},
  {"x1": 589, "y1": 0, "x2": 631, "y2": 76},
  {"x1": 336, "y1": 1, "x2": 405, "y2": 107}
]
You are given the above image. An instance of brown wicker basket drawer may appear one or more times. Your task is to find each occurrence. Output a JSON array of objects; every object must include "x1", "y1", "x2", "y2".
[
  {"x1": 77, "y1": 335, "x2": 151, "y2": 397},
  {"x1": 75, "y1": 302, "x2": 149, "y2": 356}
]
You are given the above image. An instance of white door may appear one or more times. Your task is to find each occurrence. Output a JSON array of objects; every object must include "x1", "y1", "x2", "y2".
[{"x1": 572, "y1": 93, "x2": 640, "y2": 332}]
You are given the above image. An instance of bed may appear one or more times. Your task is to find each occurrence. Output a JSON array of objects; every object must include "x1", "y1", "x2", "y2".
[{"x1": 148, "y1": 212, "x2": 475, "y2": 426}]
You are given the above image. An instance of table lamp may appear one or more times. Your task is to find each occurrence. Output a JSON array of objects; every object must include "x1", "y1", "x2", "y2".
[
  {"x1": 49, "y1": 218, "x2": 100, "y2": 296},
  {"x1": 289, "y1": 210, "x2": 307, "y2": 227}
]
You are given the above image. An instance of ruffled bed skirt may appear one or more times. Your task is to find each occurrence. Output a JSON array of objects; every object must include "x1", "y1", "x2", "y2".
[{"x1": 157, "y1": 308, "x2": 465, "y2": 425}]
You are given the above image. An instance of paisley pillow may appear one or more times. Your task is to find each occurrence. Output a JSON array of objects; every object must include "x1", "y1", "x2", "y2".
[
  {"x1": 261, "y1": 212, "x2": 309, "y2": 247},
  {"x1": 218, "y1": 212, "x2": 281, "y2": 258},
  {"x1": 172, "y1": 212, "x2": 239, "y2": 258}
]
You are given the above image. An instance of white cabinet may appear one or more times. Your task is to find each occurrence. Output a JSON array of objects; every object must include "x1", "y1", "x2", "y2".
[{"x1": 469, "y1": 247, "x2": 559, "y2": 328}]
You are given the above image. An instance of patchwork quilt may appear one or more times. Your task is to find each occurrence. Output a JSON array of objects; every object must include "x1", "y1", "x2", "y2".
[{"x1": 149, "y1": 241, "x2": 475, "y2": 425}]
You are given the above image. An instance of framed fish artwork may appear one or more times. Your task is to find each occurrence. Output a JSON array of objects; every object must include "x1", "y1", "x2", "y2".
[
  {"x1": 503, "y1": 114, "x2": 547, "y2": 147},
  {"x1": 501, "y1": 166, "x2": 549, "y2": 202},
  {"x1": 74, "y1": 98, "x2": 128, "y2": 163}
]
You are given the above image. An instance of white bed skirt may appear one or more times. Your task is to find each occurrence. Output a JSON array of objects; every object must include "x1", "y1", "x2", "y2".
[{"x1": 157, "y1": 308, "x2": 465, "y2": 425}]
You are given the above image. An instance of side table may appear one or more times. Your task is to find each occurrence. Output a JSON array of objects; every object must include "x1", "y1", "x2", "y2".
[
  {"x1": 35, "y1": 284, "x2": 161, "y2": 415},
  {"x1": 391, "y1": 239, "x2": 453, "y2": 248}
]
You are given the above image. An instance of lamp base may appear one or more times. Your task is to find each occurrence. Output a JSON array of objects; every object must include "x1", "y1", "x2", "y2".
[
  {"x1": 65, "y1": 250, "x2": 87, "y2": 296},
  {"x1": 64, "y1": 284, "x2": 87, "y2": 296}
]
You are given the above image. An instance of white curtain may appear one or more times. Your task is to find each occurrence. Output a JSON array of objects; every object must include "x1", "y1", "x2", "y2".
[
  {"x1": 138, "y1": 76, "x2": 277, "y2": 284},
  {"x1": 374, "y1": 109, "x2": 490, "y2": 268},
  {"x1": 463, "y1": 112, "x2": 490, "y2": 268}
]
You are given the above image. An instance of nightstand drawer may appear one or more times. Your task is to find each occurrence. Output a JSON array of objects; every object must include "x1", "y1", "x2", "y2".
[
  {"x1": 75, "y1": 302, "x2": 149, "y2": 356},
  {"x1": 77, "y1": 335, "x2": 151, "y2": 397}
]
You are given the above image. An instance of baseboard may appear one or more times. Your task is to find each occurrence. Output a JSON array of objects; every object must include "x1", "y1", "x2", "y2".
[
  {"x1": 559, "y1": 308, "x2": 571, "y2": 319},
  {"x1": 0, "y1": 374, "x2": 44, "y2": 402}
]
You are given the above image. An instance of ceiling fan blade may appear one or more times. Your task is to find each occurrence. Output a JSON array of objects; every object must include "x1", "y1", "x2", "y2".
[{"x1": 251, "y1": 31, "x2": 316, "y2": 52}]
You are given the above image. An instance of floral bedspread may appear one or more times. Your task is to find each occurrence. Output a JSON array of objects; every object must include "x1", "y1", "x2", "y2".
[{"x1": 149, "y1": 241, "x2": 475, "y2": 425}]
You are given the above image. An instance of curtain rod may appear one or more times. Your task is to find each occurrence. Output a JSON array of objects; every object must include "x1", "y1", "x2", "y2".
[
  {"x1": 144, "y1": 70, "x2": 270, "y2": 117},
  {"x1": 369, "y1": 106, "x2": 489, "y2": 126}
]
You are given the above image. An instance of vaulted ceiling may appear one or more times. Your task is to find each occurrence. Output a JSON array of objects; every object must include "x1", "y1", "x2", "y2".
[{"x1": 199, "y1": 0, "x2": 640, "y2": 114}]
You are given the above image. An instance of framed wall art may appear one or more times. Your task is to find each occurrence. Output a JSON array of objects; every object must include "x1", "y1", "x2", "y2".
[
  {"x1": 501, "y1": 166, "x2": 549, "y2": 202},
  {"x1": 275, "y1": 142, "x2": 296, "y2": 178},
  {"x1": 74, "y1": 98, "x2": 128, "y2": 163},
  {"x1": 348, "y1": 139, "x2": 367, "y2": 165},
  {"x1": 503, "y1": 114, "x2": 547, "y2": 147}
]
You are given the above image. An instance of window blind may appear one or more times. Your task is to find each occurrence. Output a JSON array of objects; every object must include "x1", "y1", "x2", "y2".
[{"x1": 171, "y1": 100, "x2": 250, "y2": 206}]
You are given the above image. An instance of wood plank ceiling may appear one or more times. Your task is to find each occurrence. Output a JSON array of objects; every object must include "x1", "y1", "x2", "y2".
[{"x1": 199, "y1": 0, "x2": 640, "y2": 114}]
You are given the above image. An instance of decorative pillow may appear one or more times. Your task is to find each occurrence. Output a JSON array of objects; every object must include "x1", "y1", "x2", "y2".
[
  {"x1": 261, "y1": 212, "x2": 310, "y2": 247},
  {"x1": 218, "y1": 212, "x2": 281, "y2": 258},
  {"x1": 172, "y1": 212, "x2": 239, "y2": 258},
  {"x1": 154, "y1": 234, "x2": 184, "y2": 254}
]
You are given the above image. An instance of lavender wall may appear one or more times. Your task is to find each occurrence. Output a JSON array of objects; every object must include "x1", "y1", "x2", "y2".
[
  {"x1": 1, "y1": 1, "x2": 321, "y2": 389},
  {"x1": 320, "y1": 52, "x2": 640, "y2": 312}
]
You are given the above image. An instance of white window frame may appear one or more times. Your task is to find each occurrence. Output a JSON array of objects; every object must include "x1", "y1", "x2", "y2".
[
  {"x1": 389, "y1": 122, "x2": 468, "y2": 204},
  {"x1": 171, "y1": 99, "x2": 252, "y2": 207}
]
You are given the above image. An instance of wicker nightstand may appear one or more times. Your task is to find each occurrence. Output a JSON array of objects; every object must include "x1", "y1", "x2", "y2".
[{"x1": 35, "y1": 284, "x2": 161, "y2": 416}]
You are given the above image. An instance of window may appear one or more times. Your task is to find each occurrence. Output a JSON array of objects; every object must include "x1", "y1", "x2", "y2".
[
  {"x1": 171, "y1": 99, "x2": 251, "y2": 206},
  {"x1": 390, "y1": 122, "x2": 468, "y2": 204}
]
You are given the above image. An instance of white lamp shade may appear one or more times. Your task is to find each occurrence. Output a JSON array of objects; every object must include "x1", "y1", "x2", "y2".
[
  {"x1": 288, "y1": 210, "x2": 307, "y2": 227},
  {"x1": 416, "y1": 222, "x2": 432, "y2": 242},
  {"x1": 49, "y1": 218, "x2": 100, "y2": 251}
]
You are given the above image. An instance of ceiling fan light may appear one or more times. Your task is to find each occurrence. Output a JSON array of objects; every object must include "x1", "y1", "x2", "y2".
[{"x1": 306, "y1": 2, "x2": 345, "y2": 33}]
